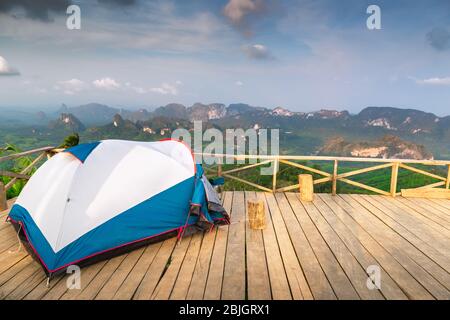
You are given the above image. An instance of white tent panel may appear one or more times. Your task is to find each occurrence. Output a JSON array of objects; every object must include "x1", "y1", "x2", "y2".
[
  {"x1": 16, "y1": 153, "x2": 81, "y2": 250},
  {"x1": 55, "y1": 141, "x2": 194, "y2": 251}
]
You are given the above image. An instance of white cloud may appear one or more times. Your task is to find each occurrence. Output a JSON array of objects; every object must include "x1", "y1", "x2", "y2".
[
  {"x1": 415, "y1": 77, "x2": 450, "y2": 86},
  {"x1": 242, "y1": 44, "x2": 273, "y2": 60},
  {"x1": 150, "y1": 82, "x2": 179, "y2": 95},
  {"x1": 235, "y1": 80, "x2": 244, "y2": 86},
  {"x1": 93, "y1": 77, "x2": 121, "y2": 90},
  {"x1": 0, "y1": 56, "x2": 20, "y2": 76},
  {"x1": 116, "y1": 80, "x2": 183, "y2": 95},
  {"x1": 56, "y1": 78, "x2": 85, "y2": 95}
]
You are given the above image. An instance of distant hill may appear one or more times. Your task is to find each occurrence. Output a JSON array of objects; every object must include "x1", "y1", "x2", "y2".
[
  {"x1": 141, "y1": 102, "x2": 267, "y2": 122},
  {"x1": 49, "y1": 113, "x2": 86, "y2": 132},
  {"x1": 188, "y1": 103, "x2": 227, "y2": 121},
  {"x1": 82, "y1": 114, "x2": 196, "y2": 141},
  {"x1": 318, "y1": 135, "x2": 433, "y2": 160},
  {"x1": 56, "y1": 103, "x2": 154, "y2": 125},
  {"x1": 152, "y1": 103, "x2": 188, "y2": 119},
  {"x1": 226, "y1": 103, "x2": 268, "y2": 116},
  {"x1": 123, "y1": 109, "x2": 152, "y2": 123},
  {"x1": 436, "y1": 116, "x2": 450, "y2": 141},
  {"x1": 353, "y1": 107, "x2": 440, "y2": 134},
  {"x1": 0, "y1": 107, "x2": 51, "y2": 127},
  {"x1": 57, "y1": 103, "x2": 120, "y2": 126}
]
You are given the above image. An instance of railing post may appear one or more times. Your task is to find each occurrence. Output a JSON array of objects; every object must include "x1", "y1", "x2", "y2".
[
  {"x1": 216, "y1": 157, "x2": 223, "y2": 196},
  {"x1": 390, "y1": 162, "x2": 399, "y2": 197},
  {"x1": 217, "y1": 157, "x2": 222, "y2": 177},
  {"x1": 446, "y1": 164, "x2": 450, "y2": 189},
  {"x1": 0, "y1": 181, "x2": 7, "y2": 211},
  {"x1": 332, "y1": 160, "x2": 338, "y2": 196},
  {"x1": 272, "y1": 158, "x2": 278, "y2": 192}
]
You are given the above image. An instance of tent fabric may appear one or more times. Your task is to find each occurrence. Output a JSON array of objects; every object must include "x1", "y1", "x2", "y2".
[
  {"x1": 8, "y1": 139, "x2": 228, "y2": 275},
  {"x1": 63, "y1": 141, "x2": 100, "y2": 162},
  {"x1": 201, "y1": 175, "x2": 224, "y2": 214}
]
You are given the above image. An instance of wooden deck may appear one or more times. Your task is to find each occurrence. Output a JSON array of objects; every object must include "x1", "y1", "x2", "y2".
[{"x1": 1, "y1": 192, "x2": 450, "y2": 300}]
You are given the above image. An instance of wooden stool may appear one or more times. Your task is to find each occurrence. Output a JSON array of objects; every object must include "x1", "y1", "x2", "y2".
[
  {"x1": 298, "y1": 174, "x2": 314, "y2": 202},
  {"x1": 247, "y1": 200, "x2": 266, "y2": 230}
]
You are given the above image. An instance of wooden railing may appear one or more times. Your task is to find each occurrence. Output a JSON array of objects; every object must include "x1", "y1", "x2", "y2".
[
  {"x1": 197, "y1": 153, "x2": 450, "y2": 197},
  {"x1": 0, "y1": 146, "x2": 56, "y2": 210},
  {"x1": 1, "y1": 148, "x2": 450, "y2": 211}
]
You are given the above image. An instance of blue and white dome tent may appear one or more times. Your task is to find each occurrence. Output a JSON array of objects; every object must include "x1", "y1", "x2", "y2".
[{"x1": 7, "y1": 139, "x2": 229, "y2": 276}]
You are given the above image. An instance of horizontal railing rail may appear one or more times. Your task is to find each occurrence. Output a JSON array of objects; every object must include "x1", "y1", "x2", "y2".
[
  {"x1": 197, "y1": 153, "x2": 450, "y2": 165},
  {"x1": 0, "y1": 146, "x2": 55, "y2": 163},
  {"x1": 196, "y1": 153, "x2": 450, "y2": 196}
]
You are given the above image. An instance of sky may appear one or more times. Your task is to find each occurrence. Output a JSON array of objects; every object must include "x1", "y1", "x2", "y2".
[{"x1": 1, "y1": 0, "x2": 450, "y2": 115}]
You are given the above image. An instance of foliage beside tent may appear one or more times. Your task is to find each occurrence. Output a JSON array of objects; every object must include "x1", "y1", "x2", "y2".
[
  {"x1": 0, "y1": 143, "x2": 38, "y2": 198},
  {"x1": 1, "y1": 134, "x2": 80, "y2": 199}
]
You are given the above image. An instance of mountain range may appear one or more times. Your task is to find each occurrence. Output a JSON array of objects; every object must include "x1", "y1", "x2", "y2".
[
  {"x1": 318, "y1": 135, "x2": 433, "y2": 160},
  {"x1": 1, "y1": 102, "x2": 449, "y2": 159},
  {"x1": 46, "y1": 102, "x2": 449, "y2": 134}
]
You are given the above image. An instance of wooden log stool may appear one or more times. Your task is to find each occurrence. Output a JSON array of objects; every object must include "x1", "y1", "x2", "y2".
[
  {"x1": 298, "y1": 174, "x2": 314, "y2": 202},
  {"x1": 247, "y1": 199, "x2": 266, "y2": 230}
]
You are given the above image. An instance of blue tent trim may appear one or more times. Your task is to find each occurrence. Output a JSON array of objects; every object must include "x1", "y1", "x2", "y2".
[
  {"x1": 64, "y1": 142, "x2": 100, "y2": 163},
  {"x1": 8, "y1": 176, "x2": 198, "y2": 272},
  {"x1": 191, "y1": 165, "x2": 206, "y2": 206}
]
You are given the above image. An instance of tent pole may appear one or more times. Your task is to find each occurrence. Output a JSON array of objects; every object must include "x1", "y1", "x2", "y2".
[{"x1": 46, "y1": 272, "x2": 53, "y2": 288}]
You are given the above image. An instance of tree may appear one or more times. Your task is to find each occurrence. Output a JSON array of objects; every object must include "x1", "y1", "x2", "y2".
[{"x1": 59, "y1": 133, "x2": 80, "y2": 148}]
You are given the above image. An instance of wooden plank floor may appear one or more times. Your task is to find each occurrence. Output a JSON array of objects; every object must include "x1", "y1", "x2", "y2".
[{"x1": 1, "y1": 192, "x2": 450, "y2": 300}]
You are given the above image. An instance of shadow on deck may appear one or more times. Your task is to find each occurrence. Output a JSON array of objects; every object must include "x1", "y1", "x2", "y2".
[{"x1": 1, "y1": 192, "x2": 450, "y2": 300}]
